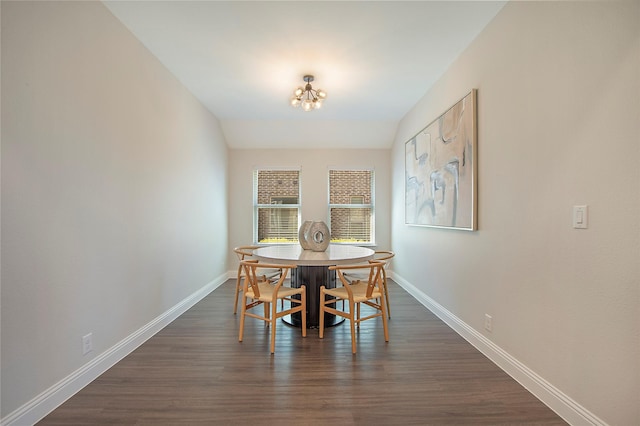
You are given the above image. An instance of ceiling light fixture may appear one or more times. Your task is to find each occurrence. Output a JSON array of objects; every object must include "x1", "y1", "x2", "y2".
[{"x1": 290, "y1": 75, "x2": 326, "y2": 112}]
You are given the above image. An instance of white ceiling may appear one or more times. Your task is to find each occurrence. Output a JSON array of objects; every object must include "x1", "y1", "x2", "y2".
[{"x1": 103, "y1": 1, "x2": 505, "y2": 149}]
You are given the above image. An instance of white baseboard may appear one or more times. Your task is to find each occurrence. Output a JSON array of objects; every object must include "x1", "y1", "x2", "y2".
[
  {"x1": 390, "y1": 272, "x2": 607, "y2": 426},
  {"x1": 1, "y1": 274, "x2": 228, "y2": 426}
]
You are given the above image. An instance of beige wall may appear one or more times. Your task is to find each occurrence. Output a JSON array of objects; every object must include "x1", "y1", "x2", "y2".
[
  {"x1": 391, "y1": 2, "x2": 639, "y2": 425},
  {"x1": 1, "y1": 1, "x2": 229, "y2": 417},
  {"x1": 228, "y1": 149, "x2": 391, "y2": 270}
]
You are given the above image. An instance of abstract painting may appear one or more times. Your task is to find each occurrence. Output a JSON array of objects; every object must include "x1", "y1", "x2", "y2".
[{"x1": 405, "y1": 89, "x2": 477, "y2": 230}]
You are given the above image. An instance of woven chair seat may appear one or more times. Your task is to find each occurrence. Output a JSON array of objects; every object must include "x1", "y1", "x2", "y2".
[
  {"x1": 322, "y1": 280, "x2": 382, "y2": 303},
  {"x1": 247, "y1": 280, "x2": 305, "y2": 302}
]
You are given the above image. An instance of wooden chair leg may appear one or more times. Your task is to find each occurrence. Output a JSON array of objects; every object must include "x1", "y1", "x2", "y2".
[
  {"x1": 383, "y1": 281, "x2": 391, "y2": 319},
  {"x1": 382, "y1": 269, "x2": 391, "y2": 319},
  {"x1": 264, "y1": 302, "x2": 270, "y2": 326},
  {"x1": 349, "y1": 300, "x2": 357, "y2": 354},
  {"x1": 238, "y1": 295, "x2": 247, "y2": 342},
  {"x1": 380, "y1": 294, "x2": 389, "y2": 342},
  {"x1": 270, "y1": 302, "x2": 277, "y2": 354},
  {"x1": 233, "y1": 268, "x2": 242, "y2": 314}
]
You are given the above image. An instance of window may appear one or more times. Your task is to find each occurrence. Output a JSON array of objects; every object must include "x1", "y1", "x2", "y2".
[
  {"x1": 254, "y1": 169, "x2": 300, "y2": 244},
  {"x1": 328, "y1": 169, "x2": 374, "y2": 244}
]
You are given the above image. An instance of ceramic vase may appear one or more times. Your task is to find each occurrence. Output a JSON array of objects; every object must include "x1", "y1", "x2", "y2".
[
  {"x1": 298, "y1": 220, "x2": 330, "y2": 252},
  {"x1": 298, "y1": 221, "x2": 312, "y2": 250}
]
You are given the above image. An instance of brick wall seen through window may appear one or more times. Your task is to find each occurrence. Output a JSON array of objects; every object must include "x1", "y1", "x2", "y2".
[
  {"x1": 254, "y1": 170, "x2": 300, "y2": 243},
  {"x1": 329, "y1": 170, "x2": 374, "y2": 244}
]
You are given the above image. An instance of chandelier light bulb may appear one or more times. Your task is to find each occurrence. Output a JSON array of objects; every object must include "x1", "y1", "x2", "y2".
[{"x1": 302, "y1": 99, "x2": 313, "y2": 111}]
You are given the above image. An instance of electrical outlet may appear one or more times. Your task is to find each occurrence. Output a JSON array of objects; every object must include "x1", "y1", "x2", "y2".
[
  {"x1": 82, "y1": 333, "x2": 93, "y2": 355},
  {"x1": 484, "y1": 314, "x2": 493, "y2": 332}
]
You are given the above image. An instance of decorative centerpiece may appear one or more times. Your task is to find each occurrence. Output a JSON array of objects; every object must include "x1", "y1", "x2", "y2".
[{"x1": 298, "y1": 220, "x2": 330, "y2": 252}]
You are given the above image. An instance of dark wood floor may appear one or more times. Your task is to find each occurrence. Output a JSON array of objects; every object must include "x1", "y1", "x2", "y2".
[{"x1": 39, "y1": 279, "x2": 565, "y2": 425}]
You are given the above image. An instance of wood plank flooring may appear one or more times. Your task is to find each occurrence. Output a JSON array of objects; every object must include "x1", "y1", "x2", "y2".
[{"x1": 39, "y1": 279, "x2": 565, "y2": 425}]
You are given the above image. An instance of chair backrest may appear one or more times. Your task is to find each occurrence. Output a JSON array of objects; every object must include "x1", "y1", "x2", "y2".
[
  {"x1": 374, "y1": 250, "x2": 394, "y2": 268},
  {"x1": 234, "y1": 245, "x2": 259, "y2": 262},
  {"x1": 240, "y1": 260, "x2": 296, "y2": 298},
  {"x1": 330, "y1": 260, "x2": 386, "y2": 299}
]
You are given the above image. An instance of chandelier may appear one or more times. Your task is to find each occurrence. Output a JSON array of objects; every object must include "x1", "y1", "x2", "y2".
[{"x1": 290, "y1": 75, "x2": 327, "y2": 111}]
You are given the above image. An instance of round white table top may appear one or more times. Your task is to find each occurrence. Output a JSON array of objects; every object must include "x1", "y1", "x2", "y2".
[{"x1": 253, "y1": 244, "x2": 374, "y2": 266}]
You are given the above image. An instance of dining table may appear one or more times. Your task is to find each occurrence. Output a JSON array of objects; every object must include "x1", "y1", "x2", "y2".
[{"x1": 252, "y1": 244, "x2": 375, "y2": 328}]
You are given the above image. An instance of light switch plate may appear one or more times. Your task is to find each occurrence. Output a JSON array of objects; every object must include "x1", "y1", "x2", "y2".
[{"x1": 573, "y1": 205, "x2": 588, "y2": 229}]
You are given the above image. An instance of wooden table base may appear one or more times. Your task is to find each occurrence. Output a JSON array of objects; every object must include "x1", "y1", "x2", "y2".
[{"x1": 287, "y1": 265, "x2": 342, "y2": 328}]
